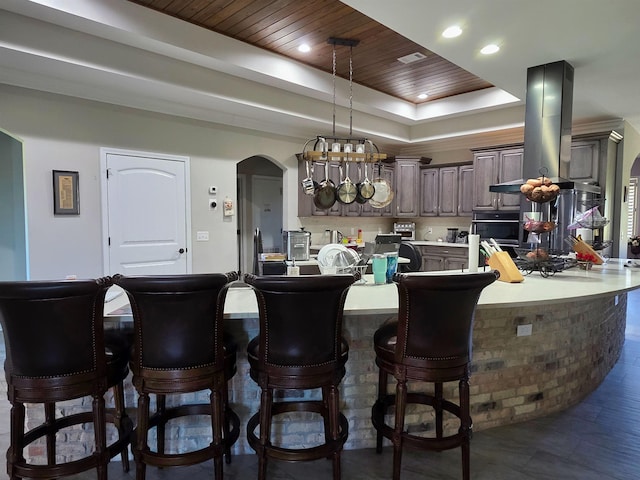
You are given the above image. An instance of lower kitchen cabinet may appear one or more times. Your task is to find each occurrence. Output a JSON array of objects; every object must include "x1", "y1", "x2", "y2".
[{"x1": 417, "y1": 244, "x2": 469, "y2": 271}]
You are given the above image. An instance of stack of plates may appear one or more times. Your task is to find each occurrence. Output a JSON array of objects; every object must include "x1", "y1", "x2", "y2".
[{"x1": 317, "y1": 244, "x2": 360, "y2": 273}]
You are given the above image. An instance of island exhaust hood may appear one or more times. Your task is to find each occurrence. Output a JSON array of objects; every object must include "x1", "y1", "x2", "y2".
[{"x1": 490, "y1": 60, "x2": 601, "y2": 194}]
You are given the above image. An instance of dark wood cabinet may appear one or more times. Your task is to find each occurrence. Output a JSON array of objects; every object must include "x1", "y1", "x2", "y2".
[
  {"x1": 422, "y1": 254, "x2": 444, "y2": 271},
  {"x1": 419, "y1": 163, "x2": 472, "y2": 218},
  {"x1": 438, "y1": 166, "x2": 459, "y2": 216},
  {"x1": 394, "y1": 158, "x2": 421, "y2": 217},
  {"x1": 417, "y1": 244, "x2": 469, "y2": 271},
  {"x1": 472, "y1": 147, "x2": 523, "y2": 211},
  {"x1": 419, "y1": 168, "x2": 438, "y2": 216},
  {"x1": 569, "y1": 140, "x2": 599, "y2": 184},
  {"x1": 458, "y1": 164, "x2": 475, "y2": 216}
]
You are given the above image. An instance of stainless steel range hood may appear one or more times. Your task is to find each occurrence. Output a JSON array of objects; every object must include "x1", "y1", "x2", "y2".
[{"x1": 490, "y1": 60, "x2": 601, "y2": 195}]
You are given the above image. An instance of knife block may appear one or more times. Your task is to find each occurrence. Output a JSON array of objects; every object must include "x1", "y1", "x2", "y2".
[
  {"x1": 571, "y1": 239, "x2": 604, "y2": 264},
  {"x1": 487, "y1": 251, "x2": 524, "y2": 283}
]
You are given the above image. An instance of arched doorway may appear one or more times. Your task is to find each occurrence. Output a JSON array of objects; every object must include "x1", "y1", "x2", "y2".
[{"x1": 237, "y1": 156, "x2": 284, "y2": 275}]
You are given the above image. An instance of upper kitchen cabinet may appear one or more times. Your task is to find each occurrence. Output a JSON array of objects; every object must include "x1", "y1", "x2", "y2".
[
  {"x1": 569, "y1": 140, "x2": 599, "y2": 184},
  {"x1": 472, "y1": 147, "x2": 523, "y2": 211},
  {"x1": 394, "y1": 157, "x2": 422, "y2": 217},
  {"x1": 569, "y1": 131, "x2": 622, "y2": 188},
  {"x1": 419, "y1": 162, "x2": 473, "y2": 217},
  {"x1": 458, "y1": 164, "x2": 475, "y2": 216},
  {"x1": 419, "y1": 168, "x2": 439, "y2": 216},
  {"x1": 438, "y1": 166, "x2": 459, "y2": 216}
]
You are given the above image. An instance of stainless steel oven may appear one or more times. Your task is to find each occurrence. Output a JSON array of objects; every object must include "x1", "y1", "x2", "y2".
[{"x1": 471, "y1": 211, "x2": 520, "y2": 251}]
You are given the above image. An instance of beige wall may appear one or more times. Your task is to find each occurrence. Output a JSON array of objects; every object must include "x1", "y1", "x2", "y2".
[{"x1": 1, "y1": 85, "x2": 306, "y2": 280}]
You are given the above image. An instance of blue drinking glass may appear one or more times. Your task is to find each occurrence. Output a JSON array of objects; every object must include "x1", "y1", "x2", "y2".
[{"x1": 385, "y1": 252, "x2": 398, "y2": 283}]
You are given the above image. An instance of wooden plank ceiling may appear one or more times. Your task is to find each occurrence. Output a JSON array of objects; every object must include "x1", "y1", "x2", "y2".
[{"x1": 127, "y1": 0, "x2": 493, "y2": 104}]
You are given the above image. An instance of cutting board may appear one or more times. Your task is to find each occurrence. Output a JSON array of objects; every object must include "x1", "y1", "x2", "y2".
[{"x1": 571, "y1": 239, "x2": 604, "y2": 264}]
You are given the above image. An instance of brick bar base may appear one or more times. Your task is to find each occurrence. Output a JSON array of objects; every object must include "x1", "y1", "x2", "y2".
[{"x1": 26, "y1": 293, "x2": 627, "y2": 460}]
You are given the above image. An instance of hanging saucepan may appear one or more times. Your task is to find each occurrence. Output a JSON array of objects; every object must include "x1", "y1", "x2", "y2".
[
  {"x1": 369, "y1": 162, "x2": 394, "y2": 209},
  {"x1": 300, "y1": 158, "x2": 317, "y2": 195},
  {"x1": 310, "y1": 160, "x2": 321, "y2": 192},
  {"x1": 313, "y1": 161, "x2": 337, "y2": 210},
  {"x1": 336, "y1": 161, "x2": 358, "y2": 205},
  {"x1": 355, "y1": 161, "x2": 375, "y2": 204}
]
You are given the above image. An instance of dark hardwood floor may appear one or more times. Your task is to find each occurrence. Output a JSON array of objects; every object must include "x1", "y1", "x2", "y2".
[{"x1": 2, "y1": 290, "x2": 639, "y2": 479}]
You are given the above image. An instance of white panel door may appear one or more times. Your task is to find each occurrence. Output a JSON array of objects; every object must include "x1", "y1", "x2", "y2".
[{"x1": 105, "y1": 152, "x2": 189, "y2": 275}]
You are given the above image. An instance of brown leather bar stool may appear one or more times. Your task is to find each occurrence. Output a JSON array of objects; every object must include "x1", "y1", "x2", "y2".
[
  {"x1": 243, "y1": 273, "x2": 356, "y2": 480},
  {"x1": 371, "y1": 271, "x2": 499, "y2": 480},
  {"x1": 113, "y1": 272, "x2": 240, "y2": 480},
  {"x1": 0, "y1": 277, "x2": 133, "y2": 480}
]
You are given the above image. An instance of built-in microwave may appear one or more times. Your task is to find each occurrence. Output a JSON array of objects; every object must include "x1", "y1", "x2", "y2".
[
  {"x1": 393, "y1": 222, "x2": 416, "y2": 241},
  {"x1": 471, "y1": 211, "x2": 520, "y2": 250}
]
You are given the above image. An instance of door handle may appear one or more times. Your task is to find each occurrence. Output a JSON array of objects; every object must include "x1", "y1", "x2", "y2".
[{"x1": 178, "y1": 248, "x2": 185, "y2": 254}]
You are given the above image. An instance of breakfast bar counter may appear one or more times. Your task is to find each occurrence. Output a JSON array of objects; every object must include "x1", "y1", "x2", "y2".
[{"x1": 102, "y1": 260, "x2": 640, "y2": 455}]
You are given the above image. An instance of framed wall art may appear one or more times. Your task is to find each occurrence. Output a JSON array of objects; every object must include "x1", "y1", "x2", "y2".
[{"x1": 52, "y1": 170, "x2": 80, "y2": 215}]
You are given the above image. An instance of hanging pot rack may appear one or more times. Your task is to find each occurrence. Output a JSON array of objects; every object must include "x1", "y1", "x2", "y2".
[
  {"x1": 301, "y1": 136, "x2": 386, "y2": 163},
  {"x1": 301, "y1": 37, "x2": 387, "y2": 164}
]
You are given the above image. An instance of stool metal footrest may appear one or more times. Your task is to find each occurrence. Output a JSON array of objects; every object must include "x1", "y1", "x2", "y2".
[
  {"x1": 247, "y1": 400, "x2": 349, "y2": 462},
  {"x1": 372, "y1": 393, "x2": 470, "y2": 451},
  {"x1": 136, "y1": 403, "x2": 241, "y2": 468},
  {"x1": 13, "y1": 405, "x2": 133, "y2": 479}
]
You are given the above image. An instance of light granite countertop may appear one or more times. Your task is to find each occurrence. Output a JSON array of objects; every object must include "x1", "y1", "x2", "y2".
[{"x1": 104, "y1": 259, "x2": 640, "y2": 320}]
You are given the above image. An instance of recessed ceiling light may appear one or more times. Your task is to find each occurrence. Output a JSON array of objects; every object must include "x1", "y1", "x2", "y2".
[
  {"x1": 298, "y1": 43, "x2": 311, "y2": 53},
  {"x1": 442, "y1": 26, "x2": 462, "y2": 38},
  {"x1": 418, "y1": 93, "x2": 429, "y2": 100},
  {"x1": 480, "y1": 44, "x2": 500, "y2": 55}
]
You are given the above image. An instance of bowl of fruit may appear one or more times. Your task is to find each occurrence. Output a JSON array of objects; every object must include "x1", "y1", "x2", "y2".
[
  {"x1": 523, "y1": 219, "x2": 556, "y2": 234},
  {"x1": 520, "y1": 176, "x2": 560, "y2": 203}
]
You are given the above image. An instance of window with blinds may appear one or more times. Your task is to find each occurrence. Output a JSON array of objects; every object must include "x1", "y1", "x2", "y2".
[{"x1": 628, "y1": 177, "x2": 638, "y2": 238}]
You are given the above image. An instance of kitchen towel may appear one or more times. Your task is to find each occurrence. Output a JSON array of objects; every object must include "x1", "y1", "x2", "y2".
[{"x1": 468, "y1": 234, "x2": 479, "y2": 273}]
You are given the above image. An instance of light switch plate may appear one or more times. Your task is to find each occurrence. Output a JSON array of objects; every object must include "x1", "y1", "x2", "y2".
[{"x1": 196, "y1": 231, "x2": 209, "y2": 241}]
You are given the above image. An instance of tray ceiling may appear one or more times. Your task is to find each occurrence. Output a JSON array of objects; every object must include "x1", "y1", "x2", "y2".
[{"x1": 127, "y1": 0, "x2": 493, "y2": 105}]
